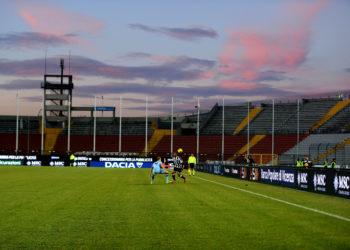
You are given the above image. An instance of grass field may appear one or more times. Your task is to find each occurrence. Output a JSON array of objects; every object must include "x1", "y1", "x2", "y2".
[{"x1": 0, "y1": 166, "x2": 349, "y2": 249}]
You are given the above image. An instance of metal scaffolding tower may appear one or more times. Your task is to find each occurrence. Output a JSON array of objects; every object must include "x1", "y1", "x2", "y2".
[{"x1": 41, "y1": 59, "x2": 74, "y2": 127}]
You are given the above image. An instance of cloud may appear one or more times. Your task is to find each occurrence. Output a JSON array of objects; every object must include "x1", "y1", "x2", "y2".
[
  {"x1": 13, "y1": 1, "x2": 105, "y2": 35},
  {"x1": 74, "y1": 81, "x2": 292, "y2": 99},
  {"x1": 257, "y1": 71, "x2": 288, "y2": 82},
  {"x1": 129, "y1": 24, "x2": 218, "y2": 41},
  {"x1": 345, "y1": 68, "x2": 350, "y2": 73},
  {"x1": 216, "y1": 0, "x2": 332, "y2": 91},
  {"x1": 0, "y1": 55, "x2": 215, "y2": 83},
  {"x1": 121, "y1": 52, "x2": 153, "y2": 59},
  {"x1": 0, "y1": 32, "x2": 77, "y2": 49},
  {"x1": 6, "y1": 0, "x2": 105, "y2": 48},
  {"x1": 0, "y1": 77, "x2": 293, "y2": 100},
  {"x1": 218, "y1": 29, "x2": 309, "y2": 80},
  {"x1": 0, "y1": 79, "x2": 41, "y2": 90}
]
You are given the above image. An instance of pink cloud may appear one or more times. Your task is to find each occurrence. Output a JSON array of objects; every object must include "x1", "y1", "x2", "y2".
[
  {"x1": 13, "y1": 1, "x2": 105, "y2": 40},
  {"x1": 20, "y1": 11, "x2": 37, "y2": 27},
  {"x1": 151, "y1": 56, "x2": 174, "y2": 63},
  {"x1": 217, "y1": 0, "x2": 332, "y2": 89},
  {"x1": 218, "y1": 29, "x2": 310, "y2": 81},
  {"x1": 201, "y1": 71, "x2": 216, "y2": 80},
  {"x1": 288, "y1": 0, "x2": 333, "y2": 23},
  {"x1": 0, "y1": 32, "x2": 79, "y2": 49},
  {"x1": 219, "y1": 80, "x2": 257, "y2": 91}
]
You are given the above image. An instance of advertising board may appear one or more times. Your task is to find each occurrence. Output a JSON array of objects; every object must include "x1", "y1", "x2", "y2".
[
  {"x1": 296, "y1": 169, "x2": 311, "y2": 190},
  {"x1": 231, "y1": 166, "x2": 240, "y2": 178},
  {"x1": 213, "y1": 165, "x2": 223, "y2": 175},
  {"x1": 0, "y1": 160, "x2": 22, "y2": 166},
  {"x1": 98, "y1": 157, "x2": 152, "y2": 162},
  {"x1": 260, "y1": 167, "x2": 295, "y2": 187},
  {"x1": 241, "y1": 167, "x2": 247, "y2": 179},
  {"x1": 312, "y1": 170, "x2": 328, "y2": 192},
  {"x1": 25, "y1": 160, "x2": 42, "y2": 166},
  {"x1": 333, "y1": 171, "x2": 350, "y2": 197},
  {"x1": 250, "y1": 167, "x2": 260, "y2": 181},
  {"x1": 223, "y1": 166, "x2": 231, "y2": 176},
  {"x1": 0, "y1": 155, "x2": 37, "y2": 160},
  {"x1": 90, "y1": 161, "x2": 152, "y2": 168}
]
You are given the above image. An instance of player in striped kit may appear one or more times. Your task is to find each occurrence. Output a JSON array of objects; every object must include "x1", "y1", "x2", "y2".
[{"x1": 171, "y1": 151, "x2": 186, "y2": 183}]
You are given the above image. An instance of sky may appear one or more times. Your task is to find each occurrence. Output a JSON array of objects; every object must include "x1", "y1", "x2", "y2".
[{"x1": 0, "y1": 0, "x2": 349, "y2": 117}]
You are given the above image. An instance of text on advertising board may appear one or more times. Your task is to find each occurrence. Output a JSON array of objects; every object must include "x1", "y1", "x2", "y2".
[
  {"x1": 261, "y1": 168, "x2": 295, "y2": 186},
  {"x1": 334, "y1": 173, "x2": 350, "y2": 196}
]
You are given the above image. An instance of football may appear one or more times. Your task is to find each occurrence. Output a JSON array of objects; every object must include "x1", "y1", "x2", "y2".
[{"x1": 177, "y1": 148, "x2": 183, "y2": 153}]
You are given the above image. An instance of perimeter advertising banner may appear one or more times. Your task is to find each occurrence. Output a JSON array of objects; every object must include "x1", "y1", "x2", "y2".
[
  {"x1": 197, "y1": 164, "x2": 223, "y2": 175},
  {"x1": 231, "y1": 166, "x2": 240, "y2": 178},
  {"x1": 90, "y1": 161, "x2": 152, "y2": 168},
  {"x1": 199, "y1": 163, "x2": 349, "y2": 198},
  {"x1": 295, "y1": 168, "x2": 350, "y2": 197},
  {"x1": 295, "y1": 169, "x2": 311, "y2": 190},
  {"x1": 98, "y1": 157, "x2": 153, "y2": 162},
  {"x1": 241, "y1": 167, "x2": 248, "y2": 180},
  {"x1": 260, "y1": 167, "x2": 295, "y2": 187},
  {"x1": 213, "y1": 165, "x2": 224, "y2": 175},
  {"x1": 332, "y1": 171, "x2": 350, "y2": 197},
  {"x1": 223, "y1": 166, "x2": 257, "y2": 180},
  {"x1": 0, "y1": 160, "x2": 22, "y2": 166},
  {"x1": 312, "y1": 169, "x2": 329, "y2": 193},
  {"x1": 223, "y1": 166, "x2": 231, "y2": 176},
  {"x1": 250, "y1": 167, "x2": 260, "y2": 181}
]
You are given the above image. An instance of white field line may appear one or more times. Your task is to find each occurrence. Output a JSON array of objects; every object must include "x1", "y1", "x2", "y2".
[{"x1": 196, "y1": 176, "x2": 350, "y2": 223}]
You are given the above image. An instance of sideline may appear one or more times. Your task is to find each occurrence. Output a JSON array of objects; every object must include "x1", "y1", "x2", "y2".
[{"x1": 196, "y1": 176, "x2": 350, "y2": 223}]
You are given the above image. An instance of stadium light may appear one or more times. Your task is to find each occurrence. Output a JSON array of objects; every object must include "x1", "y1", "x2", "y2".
[
  {"x1": 272, "y1": 99, "x2": 274, "y2": 166},
  {"x1": 93, "y1": 95, "x2": 97, "y2": 152},
  {"x1": 15, "y1": 91, "x2": 19, "y2": 155},
  {"x1": 196, "y1": 98, "x2": 200, "y2": 164},
  {"x1": 119, "y1": 96, "x2": 122, "y2": 153},
  {"x1": 222, "y1": 98, "x2": 224, "y2": 162},
  {"x1": 171, "y1": 97, "x2": 174, "y2": 156}
]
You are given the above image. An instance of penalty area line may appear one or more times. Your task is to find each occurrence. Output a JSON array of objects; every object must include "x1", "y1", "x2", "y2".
[{"x1": 196, "y1": 176, "x2": 350, "y2": 223}]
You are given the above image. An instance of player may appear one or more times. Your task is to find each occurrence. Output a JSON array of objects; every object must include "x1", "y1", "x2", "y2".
[
  {"x1": 149, "y1": 156, "x2": 169, "y2": 184},
  {"x1": 171, "y1": 150, "x2": 186, "y2": 183}
]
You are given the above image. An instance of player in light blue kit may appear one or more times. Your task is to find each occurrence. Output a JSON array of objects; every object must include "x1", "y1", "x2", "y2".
[{"x1": 149, "y1": 156, "x2": 169, "y2": 184}]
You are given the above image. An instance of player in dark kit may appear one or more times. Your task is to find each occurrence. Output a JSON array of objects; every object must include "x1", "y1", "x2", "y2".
[{"x1": 171, "y1": 151, "x2": 186, "y2": 183}]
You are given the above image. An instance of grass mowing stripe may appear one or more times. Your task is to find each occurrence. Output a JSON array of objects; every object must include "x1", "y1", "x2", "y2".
[{"x1": 196, "y1": 176, "x2": 350, "y2": 223}]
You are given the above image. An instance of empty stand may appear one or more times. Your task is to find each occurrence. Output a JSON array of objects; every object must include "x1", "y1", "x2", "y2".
[
  {"x1": 201, "y1": 106, "x2": 249, "y2": 135},
  {"x1": 318, "y1": 102, "x2": 350, "y2": 133}
]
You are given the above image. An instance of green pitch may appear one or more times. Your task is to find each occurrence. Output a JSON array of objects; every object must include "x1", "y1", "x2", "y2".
[{"x1": 0, "y1": 166, "x2": 349, "y2": 249}]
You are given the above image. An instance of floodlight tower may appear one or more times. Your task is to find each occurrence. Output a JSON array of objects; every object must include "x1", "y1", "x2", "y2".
[{"x1": 41, "y1": 59, "x2": 74, "y2": 128}]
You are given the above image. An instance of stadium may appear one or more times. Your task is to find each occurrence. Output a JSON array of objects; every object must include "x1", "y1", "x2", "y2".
[
  {"x1": 0, "y1": 59, "x2": 350, "y2": 249},
  {"x1": 1, "y1": 1, "x2": 350, "y2": 249}
]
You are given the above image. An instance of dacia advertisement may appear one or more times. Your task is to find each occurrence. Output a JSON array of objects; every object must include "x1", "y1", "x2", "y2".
[{"x1": 90, "y1": 161, "x2": 152, "y2": 168}]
